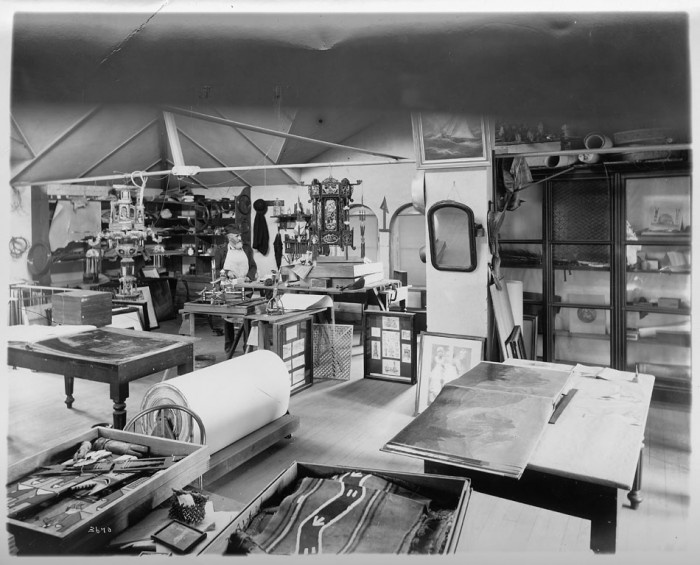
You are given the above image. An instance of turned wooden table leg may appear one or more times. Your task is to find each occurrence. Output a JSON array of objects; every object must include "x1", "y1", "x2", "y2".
[
  {"x1": 64, "y1": 375, "x2": 75, "y2": 408},
  {"x1": 627, "y1": 444, "x2": 644, "y2": 509},
  {"x1": 110, "y1": 382, "x2": 129, "y2": 430}
]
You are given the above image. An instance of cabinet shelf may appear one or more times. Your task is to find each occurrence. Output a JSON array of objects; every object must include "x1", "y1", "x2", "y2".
[
  {"x1": 554, "y1": 330, "x2": 609, "y2": 341},
  {"x1": 552, "y1": 264, "x2": 610, "y2": 271},
  {"x1": 626, "y1": 331, "x2": 690, "y2": 347},
  {"x1": 625, "y1": 304, "x2": 691, "y2": 316},
  {"x1": 630, "y1": 235, "x2": 691, "y2": 245}
]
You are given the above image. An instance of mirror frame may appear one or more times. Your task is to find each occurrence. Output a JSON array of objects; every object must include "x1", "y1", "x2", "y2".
[{"x1": 426, "y1": 200, "x2": 477, "y2": 272}]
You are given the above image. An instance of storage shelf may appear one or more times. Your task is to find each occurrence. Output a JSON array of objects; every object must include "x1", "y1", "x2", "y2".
[
  {"x1": 626, "y1": 268, "x2": 691, "y2": 275},
  {"x1": 626, "y1": 332, "x2": 690, "y2": 347},
  {"x1": 625, "y1": 304, "x2": 691, "y2": 316},
  {"x1": 554, "y1": 330, "x2": 609, "y2": 341},
  {"x1": 494, "y1": 143, "x2": 691, "y2": 159}
]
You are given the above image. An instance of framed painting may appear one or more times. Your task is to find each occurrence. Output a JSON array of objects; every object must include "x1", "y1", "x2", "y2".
[
  {"x1": 505, "y1": 325, "x2": 526, "y2": 360},
  {"x1": 522, "y1": 314, "x2": 538, "y2": 360},
  {"x1": 411, "y1": 113, "x2": 489, "y2": 169},
  {"x1": 415, "y1": 332, "x2": 486, "y2": 414}
]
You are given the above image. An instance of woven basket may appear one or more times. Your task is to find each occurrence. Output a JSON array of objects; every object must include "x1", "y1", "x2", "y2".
[{"x1": 312, "y1": 324, "x2": 353, "y2": 380}]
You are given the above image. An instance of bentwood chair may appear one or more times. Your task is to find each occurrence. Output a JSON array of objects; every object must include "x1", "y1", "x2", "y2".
[{"x1": 124, "y1": 404, "x2": 207, "y2": 489}]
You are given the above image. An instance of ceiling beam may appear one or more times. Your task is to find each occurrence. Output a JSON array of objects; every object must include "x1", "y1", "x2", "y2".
[
  {"x1": 77, "y1": 118, "x2": 159, "y2": 179},
  {"x1": 161, "y1": 105, "x2": 408, "y2": 161},
  {"x1": 10, "y1": 114, "x2": 35, "y2": 158},
  {"x1": 177, "y1": 129, "x2": 249, "y2": 186},
  {"x1": 10, "y1": 105, "x2": 102, "y2": 184},
  {"x1": 162, "y1": 111, "x2": 186, "y2": 167},
  {"x1": 16, "y1": 158, "x2": 415, "y2": 187},
  {"x1": 211, "y1": 106, "x2": 300, "y2": 185}
]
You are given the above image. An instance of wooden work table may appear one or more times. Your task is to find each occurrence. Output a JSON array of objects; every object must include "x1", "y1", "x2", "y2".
[
  {"x1": 236, "y1": 278, "x2": 408, "y2": 312},
  {"x1": 423, "y1": 364, "x2": 654, "y2": 554},
  {"x1": 7, "y1": 327, "x2": 196, "y2": 430}
]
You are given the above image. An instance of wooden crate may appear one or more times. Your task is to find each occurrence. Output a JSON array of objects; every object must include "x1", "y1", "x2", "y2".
[
  {"x1": 200, "y1": 461, "x2": 471, "y2": 555},
  {"x1": 51, "y1": 290, "x2": 112, "y2": 326},
  {"x1": 7, "y1": 427, "x2": 209, "y2": 555}
]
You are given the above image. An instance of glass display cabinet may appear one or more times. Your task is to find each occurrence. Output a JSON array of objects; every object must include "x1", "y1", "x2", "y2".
[
  {"x1": 493, "y1": 157, "x2": 691, "y2": 402},
  {"x1": 623, "y1": 173, "x2": 691, "y2": 400}
]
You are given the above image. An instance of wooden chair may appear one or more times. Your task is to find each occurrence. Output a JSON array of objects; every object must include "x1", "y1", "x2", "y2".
[{"x1": 124, "y1": 404, "x2": 207, "y2": 489}]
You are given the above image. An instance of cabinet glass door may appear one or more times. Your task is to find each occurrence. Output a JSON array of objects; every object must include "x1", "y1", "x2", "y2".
[
  {"x1": 550, "y1": 177, "x2": 612, "y2": 366},
  {"x1": 624, "y1": 174, "x2": 691, "y2": 397}
]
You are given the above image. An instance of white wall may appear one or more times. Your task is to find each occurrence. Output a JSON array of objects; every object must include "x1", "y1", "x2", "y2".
[
  {"x1": 8, "y1": 186, "x2": 34, "y2": 284},
  {"x1": 295, "y1": 112, "x2": 492, "y2": 340},
  {"x1": 423, "y1": 168, "x2": 491, "y2": 338}
]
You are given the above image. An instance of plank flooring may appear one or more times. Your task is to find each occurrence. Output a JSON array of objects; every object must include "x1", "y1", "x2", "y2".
[{"x1": 3, "y1": 317, "x2": 695, "y2": 557}]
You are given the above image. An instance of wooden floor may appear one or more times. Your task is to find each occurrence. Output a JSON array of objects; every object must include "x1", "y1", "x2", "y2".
[{"x1": 4, "y1": 317, "x2": 695, "y2": 557}]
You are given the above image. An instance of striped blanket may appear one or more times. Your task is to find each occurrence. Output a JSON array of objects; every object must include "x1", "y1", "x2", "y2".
[{"x1": 228, "y1": 471, "x2": 454, "y2": 555}]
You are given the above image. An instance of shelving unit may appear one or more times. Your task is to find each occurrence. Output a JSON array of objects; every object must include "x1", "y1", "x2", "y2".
[
  {"x1": 493, "y1": 150, "x2": 691, "y2": 402},
  {"x1": 146, "y1": 199, "x2": 232, "y2": 276}
]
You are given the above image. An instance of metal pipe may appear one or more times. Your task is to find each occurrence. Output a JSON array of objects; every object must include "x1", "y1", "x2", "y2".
[{"x1": 16, "y1": 158, "x2": 416, "y2": 187}]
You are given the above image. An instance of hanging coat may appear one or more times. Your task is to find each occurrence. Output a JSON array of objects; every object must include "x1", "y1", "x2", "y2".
[
  {"x1": 273, "y1": 232, "x2": 283, "y2": 269},
  {"x1": 252, "y1": 199, "x2": 270, "y2": 255}
]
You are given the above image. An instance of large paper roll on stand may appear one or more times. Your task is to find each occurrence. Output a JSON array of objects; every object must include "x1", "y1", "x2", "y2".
[{"x1": 139, "y1": 350, "x2": 290, "y2": 454}]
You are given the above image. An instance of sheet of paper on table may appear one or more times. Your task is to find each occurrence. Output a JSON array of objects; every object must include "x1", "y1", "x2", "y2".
[
  {"x1": 6, "y1": 324, "x2": 97, "y2": 344},
  {"x1": 278, "y1": 293, "x2": 333, "y2": 311}
]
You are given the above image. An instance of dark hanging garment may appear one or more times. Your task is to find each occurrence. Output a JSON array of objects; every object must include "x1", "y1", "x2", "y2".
[
  {"x1": 252, "y1": 199, "x2": 270, "y2": 255},
  {"x1": 273, "y1": 232, "x2": 283, "y2": 269}
]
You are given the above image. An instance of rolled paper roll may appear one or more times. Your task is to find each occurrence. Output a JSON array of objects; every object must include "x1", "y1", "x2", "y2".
[
  {"x1": 544, "y1": 154, "x2": 577, "y2": 168},
  {"x1": 140, "y1": 350, "x2": 291, "y2": 454},
  {"x1": 583, "y1": 132, "x2": 613, "y2": 150}
]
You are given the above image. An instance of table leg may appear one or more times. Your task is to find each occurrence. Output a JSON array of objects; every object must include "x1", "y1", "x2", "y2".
[
  {"x1": 64, "y1": 376, "x2": 74, "y2": 409},
  {"x1": 189, "y1": 311, "x2": 196, "y2": 337},
  {"x1": 177, "y1": 357, "x2": 194, "y2": 375},
  {"x1": 589, "y1": 487, "x2": 617, "y2": 554},
  {"x1": 228, "y1": 320, "x2": 246, "y2": 359},
  {"x1": 109, "y1": 382, "x2": 129, "y2": 430},
  {"x1": 627, "y1": 445, "x2": 644, "y2": 510}
]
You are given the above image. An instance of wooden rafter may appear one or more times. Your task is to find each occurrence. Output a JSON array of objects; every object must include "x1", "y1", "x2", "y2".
[
  {"x1": 10, "y1": 106, "x2": 103, "y2": 184},
  {"x1": 177, "y1": 129, "x2": 249, "y2": 186},
  {"x1": 162, "y1": 111, "x2": 186, "y2": 167},
  {"x1": 161, "y1": 105, "x2": 408, "y2": 161},
  {"x1": 211, "y1": 106, "x2": 300, "y2": 185},
  {"x1": 10, "y1": 114, "x2": 35, "y2": 158},
  {"x1": 77, "y1": 118, "x2": 159, "y2": 179}
]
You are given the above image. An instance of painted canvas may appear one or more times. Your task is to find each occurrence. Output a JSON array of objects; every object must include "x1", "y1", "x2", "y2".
[
  {"x1": 384, "y1": 361, "x2": 573, "y2": 478},
  {"x1": 411, "y1": 113, "x2": 489, "y2": 169}
]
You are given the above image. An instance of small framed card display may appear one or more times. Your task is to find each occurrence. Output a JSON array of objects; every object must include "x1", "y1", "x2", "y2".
[
  {"x1": 275, "y1": 317, "x2": 313, "y2": 394},
  {"x1": 151, "y1": 520, "x2": 207, "y2": 554},
  {"x1": 363, "y1": 311, "x2": 416, "y2": 384}
]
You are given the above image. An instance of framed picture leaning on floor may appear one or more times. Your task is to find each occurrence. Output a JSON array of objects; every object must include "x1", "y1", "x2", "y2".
[{"x1": 415, "y1": 332, "x2": 486, "y2": 415}]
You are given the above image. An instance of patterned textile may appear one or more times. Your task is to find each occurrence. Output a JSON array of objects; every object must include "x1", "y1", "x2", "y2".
[{"x1": 227, "y1": 472, "x2": 454, "y2": 555}]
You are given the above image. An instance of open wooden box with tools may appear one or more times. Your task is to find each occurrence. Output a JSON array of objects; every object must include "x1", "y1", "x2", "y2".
[
  {"x1": 6, "y1": 427, "x2": 209, "y2": 555},
  {"x1": 200, "y1": 461, "x2": 472, "y2": 556}
]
